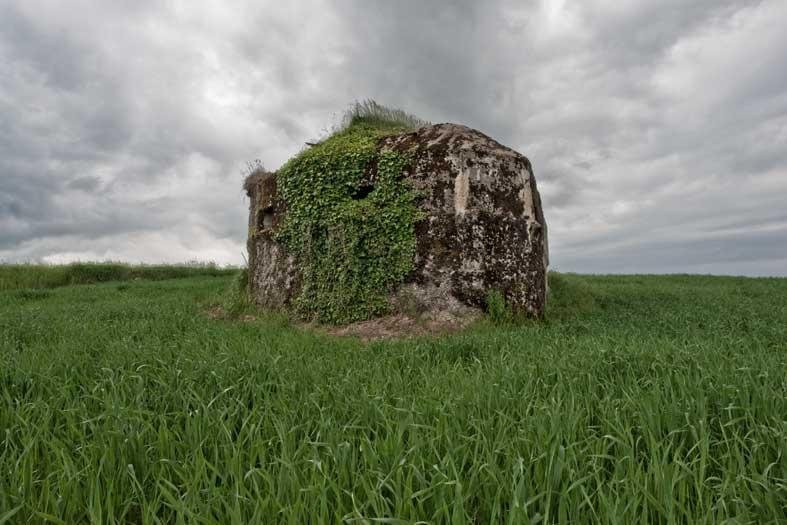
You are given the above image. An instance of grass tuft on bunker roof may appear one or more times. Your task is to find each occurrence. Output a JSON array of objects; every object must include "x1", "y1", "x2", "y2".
[{"x1": 338, "y1": 99, "x2": 429, "y2": 134}]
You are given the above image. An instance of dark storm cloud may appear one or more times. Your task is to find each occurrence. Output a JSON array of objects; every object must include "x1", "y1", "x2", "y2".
[
  {"x1": 329, "y1": 0, "x2": 532, "y2": 141},
  {"x1": 66, "y1": 176, "x2": 102, "y2": 193},
  {"x1": 0, "y1": 0, "x2": 785, "y2": 273},
  {"x1": 576, "y1": 0, "x2": 766, "y2": 66}
]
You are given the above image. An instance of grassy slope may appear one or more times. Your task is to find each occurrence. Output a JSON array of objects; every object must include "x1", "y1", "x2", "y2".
[
  {"x1": 0, "y1": 273, "x2": 785, "y2": 523},
  {"x1": 0, "y1": 262, "x2": 235, "y2": 291}
]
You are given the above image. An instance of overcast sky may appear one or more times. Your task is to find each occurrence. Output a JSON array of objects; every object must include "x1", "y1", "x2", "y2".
[{"x1": 1, "y1": 0, "x2": 785, "y2": 275}]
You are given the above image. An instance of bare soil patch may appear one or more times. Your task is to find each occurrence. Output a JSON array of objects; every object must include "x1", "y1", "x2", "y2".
[
  {"x1": 314, "y1": 312, "x2": 480, "y2": 342},
  {"x1": 206, "y1": 306, "x2": 479, "y2": 341}
]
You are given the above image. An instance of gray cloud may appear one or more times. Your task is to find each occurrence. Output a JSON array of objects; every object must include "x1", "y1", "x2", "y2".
[{"x1": 0, "y1": 0, "x2": 785, "y2": 274}]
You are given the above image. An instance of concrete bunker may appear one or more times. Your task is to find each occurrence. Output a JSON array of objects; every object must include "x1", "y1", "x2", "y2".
[{"x1": 244, "y1": 120, "x2": 548, "y2": 323}]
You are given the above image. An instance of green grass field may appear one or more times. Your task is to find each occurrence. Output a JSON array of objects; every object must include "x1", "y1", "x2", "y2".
[{"x1": 1, "y1": 268, "x2": 785, "y2": 523}]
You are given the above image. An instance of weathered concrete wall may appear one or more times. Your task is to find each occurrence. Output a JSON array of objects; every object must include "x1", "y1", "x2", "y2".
[
  {"x1": 244, "y1": 171, "x2": 300, "y2": 308},
  {"x1": 379, "y1": 124, "x2": 548, "y2": 317},
  {"x1": 245, "y1": 123, "x2": 548, "y2": 318}
]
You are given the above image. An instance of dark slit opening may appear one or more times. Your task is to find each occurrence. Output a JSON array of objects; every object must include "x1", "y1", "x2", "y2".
[
  {"x1": 352, "y1": 184, "x2": 374, "y2": 200},
  {"x1": 257, "y1": 207, "x2": 275, "y2": 230}
]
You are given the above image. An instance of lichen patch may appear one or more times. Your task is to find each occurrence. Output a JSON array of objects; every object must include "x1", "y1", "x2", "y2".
[{"x1": 454, "y1": 170, "x2": 470, "y2": 215}]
